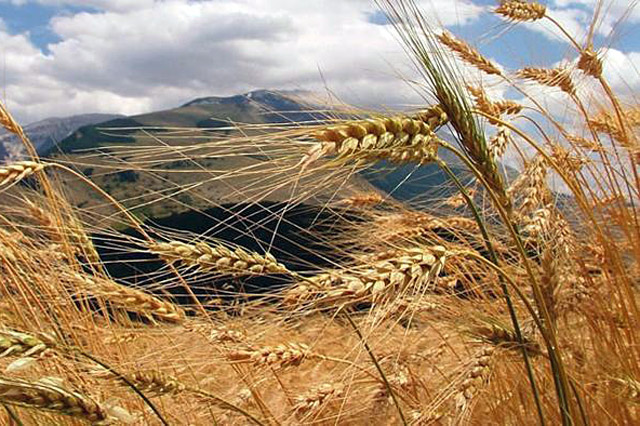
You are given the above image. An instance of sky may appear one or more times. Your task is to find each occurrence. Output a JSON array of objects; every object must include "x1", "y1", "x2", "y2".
[{"x1": 0, "y1": 0, "x2": 638, "y2": 124}]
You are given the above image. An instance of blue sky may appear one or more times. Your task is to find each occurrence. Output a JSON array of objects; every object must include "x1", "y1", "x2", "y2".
[{"x1": 0, "y1": 0, "x2": 638, "y2": 123}]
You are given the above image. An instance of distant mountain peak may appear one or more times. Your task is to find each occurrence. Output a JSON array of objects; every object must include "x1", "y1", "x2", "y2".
[
  {"x1": 0, "y1": 112, "x2": 124, "y2": 159},
  {"x1": 181, "y1": 89, "x2": 314, "y2": 108}
]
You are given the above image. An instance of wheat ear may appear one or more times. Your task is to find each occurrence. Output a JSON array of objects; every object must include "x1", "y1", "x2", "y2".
[
  {"x1": 302, "y1": 107, "x2": 447, "y2": 168},
  {"x1": 454, "y1": 346, "x2": 495, "y2": 413},
  {"x1": 73, "y1": 273, "x2": 185, "y2": 323},
  {"x1": 149, "y1": 240, "x2": 291, "y2": 276},
  {"x1": 0, "y1": 161, "x2": 47, "y2": 187},
  {"x1": 293, "y1": 382, "x2": 344, "y2": 416},
  {"x1": 577, "y1": 48, "x2": 603, "y2": 78},
  {"x1": 0, "y1": 376, "x2": 109, "y2": 423},
  {"x1": 495, "y1": 1, "x2": 546, "y2": 22},
  {"x1": 517, "y1": 67, "x2": 576, "y2": 95},
  {"x1": 0, "y1": 104, "x2": 24, "y2": 136},
  {"x1": 126, "y1": 371, "x2": 186, "y2": 397},
  {"x1": 284, "y1": 246, "x2": 448, "y2": 307},
  {"x1": 227, "y1": 343, "x2": 311, "y2": 368},
  {"x1": 438, "y1": 31, "x2": 501, "y2": 76},
  {"x1": 0, "y1": 330, "x2": 50, "y2": 358}
]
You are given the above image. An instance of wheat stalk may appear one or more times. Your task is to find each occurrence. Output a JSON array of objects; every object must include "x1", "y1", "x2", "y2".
[
  {"x1": 0, "y1": 330, "x2": 50, "y2": 358},
  {"x1": 495, "y1": 0, "x2": 546, "y2": 22},
  {"x1": 72, "y1": 273, "x2": 185, "y2": 324},
  {"x1": 227, "y1": 343, "x2": 311, "y2": 368},
  {"x1": 149, "y1": 240, "x2": 291, "y2": 276},
  {"x1": 517, "y1": 67, "x2": 576, "y2": 95},
  {"x1": 301, "y1": 107, "x2": 447, "y2": 168},
  {"x1": 0, "y1": 376, "x2": 109, "y2": 423},
  {"x1": 438, "y1": 31, "x2": 501, "y2": 76},
  {"x1": 0, "y1": 161, "x2": 47, "y2": 187},
  {"x1": 293, "y1": 382, "x2": 344, "y2": 416},
  {"x1": 284, "y1": 246, "x2": 448, "y2": 307}
]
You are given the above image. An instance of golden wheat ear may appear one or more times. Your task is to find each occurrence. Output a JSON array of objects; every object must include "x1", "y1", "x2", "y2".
[
  {"x1": 0, "y1": 376, "x2": 111, "y2": 423},
  {"x1": 495, "y1": 1, "x2": 546, "y2": 22},
  {"x1": 148, "y1": 240, "x2": 293, "y2": 276},
  {"x1": 0, "y1": 161, "x2": 47, "y2": 187}
]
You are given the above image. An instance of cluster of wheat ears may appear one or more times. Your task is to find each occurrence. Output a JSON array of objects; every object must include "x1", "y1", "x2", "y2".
[{"x1": 0, "y1": 0, "x2": 639, "y2": 424}]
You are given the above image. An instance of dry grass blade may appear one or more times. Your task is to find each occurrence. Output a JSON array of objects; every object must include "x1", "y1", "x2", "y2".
[{"x1": 0, "y1": 376, "x2": 110, "y2": 423}]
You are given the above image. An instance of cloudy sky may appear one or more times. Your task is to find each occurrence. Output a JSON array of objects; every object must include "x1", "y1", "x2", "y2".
[{"x1": 0, "y1": 0, "x2": 638, "y2": 124}]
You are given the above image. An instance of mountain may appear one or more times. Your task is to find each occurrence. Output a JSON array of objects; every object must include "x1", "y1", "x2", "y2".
[
  {"x1": 48, "y1": 90, "x2": 318, "y2": 155},
  {"x1": 45, "y1": 89, "x2": 516, "y2": 225},
  {"x1": 0, "y1": 113, "x2": 123, "y2": 160},
  {"x1": 48, "y1": 90, "x2": 378, "y2": 222}
]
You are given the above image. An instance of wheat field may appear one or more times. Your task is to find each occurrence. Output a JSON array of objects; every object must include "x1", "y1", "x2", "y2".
[{"x1": 0, "y1": 0, "x2": 638, "y2": 424}]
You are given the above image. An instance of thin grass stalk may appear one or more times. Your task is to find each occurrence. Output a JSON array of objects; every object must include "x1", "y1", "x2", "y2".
[
  {"x1": 342, "y1": 311, "x2": 407, "y2": 425},
  {"x1": 435, "y1": 158, "x2": 546, "y2": 425},
  {"x1": 186, "y1": 387, "x2": 265, "y2": 426},
  {"x1": 74, "y1": 350, "x2": 169, "y2": 426}
]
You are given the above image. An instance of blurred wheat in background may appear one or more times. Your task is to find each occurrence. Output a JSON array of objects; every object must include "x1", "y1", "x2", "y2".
[{"x1": 0, "y1": 0, "x2": 639, "y2": 424}]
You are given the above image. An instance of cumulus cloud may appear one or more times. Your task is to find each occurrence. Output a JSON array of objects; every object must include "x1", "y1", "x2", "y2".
[
  {"x1": 0, "y1": 0, "x2": 488, "y2": 123},
  {"x1": 1, "y1": 0, "x2": 155, "y2": 12},
  {"x1": 524, "y1": 0, "x2": 640, "y2": 43}
]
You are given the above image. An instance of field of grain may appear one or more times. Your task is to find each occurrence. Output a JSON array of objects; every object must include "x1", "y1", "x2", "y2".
[{"x1": 0, "y1": 1, "x2": 638, "y2": 425}]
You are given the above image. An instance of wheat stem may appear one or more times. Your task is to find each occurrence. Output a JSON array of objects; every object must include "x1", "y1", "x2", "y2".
[{"x1": 342, "y1": 311, "x2": 407, "y2": 425}]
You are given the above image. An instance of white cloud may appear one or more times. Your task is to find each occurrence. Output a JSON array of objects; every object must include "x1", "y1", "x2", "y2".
[
  {"x1": 600, "y1": 47, "x2": 640, "y2": 91},
  {"x1": 548, "y1": 0, "x2": 640, "y2": 39},
  {"x1": 0, "y1": 0, "x2": 485, "y2": 123},
  {"x1": 2, "y1": 0, "x2": 156, "y2": 12}
]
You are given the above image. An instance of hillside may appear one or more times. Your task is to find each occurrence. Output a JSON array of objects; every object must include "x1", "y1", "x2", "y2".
[
  {"x1": 47, "y1": 90, "x2": 378, "y2": 222},
  {"x1": 0, "y1": 113, "x2": 123, "y2": 159},
  {"x1": 44, "y1": 90, "x2": 515, "y2": 225},
  {"x1": 47, "y1": 90, "x2": 318, "y2": 155}
]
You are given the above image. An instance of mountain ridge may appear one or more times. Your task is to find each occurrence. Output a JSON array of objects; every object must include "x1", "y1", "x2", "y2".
[{"x1": 0, "y1": 113, "x2": 124, "y2": 160}]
